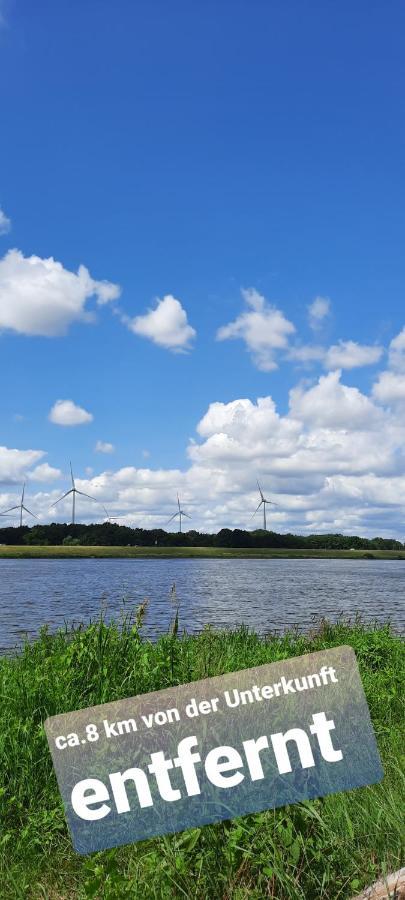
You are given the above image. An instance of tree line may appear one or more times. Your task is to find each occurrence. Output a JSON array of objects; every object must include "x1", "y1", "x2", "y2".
[{"x1": 0, "y1": 522, "x2": 403, "y2": 550}]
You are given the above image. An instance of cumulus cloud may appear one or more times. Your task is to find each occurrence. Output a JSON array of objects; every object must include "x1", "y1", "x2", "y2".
[
  {"x1": 0, "y1": 249, "x2": 120, "y2": 337},
  {"x1": 190, "y1": 379, "x2": 394, "y2": 489},
  {"x1": 216, "y1": 288, "x2": 295, "y2": 371},
  {"x1": 0, "y1": 447, "x2": 45, "y2": 484},
  {"x1": 0, "y1": 206, "x2": 11, "y2": 235},
  {"x1": 372, "y1": 371, "x2": 405, "y2": 405},
  {"x1": 125, "y1": 295, "x2": 196, "y2": 351},
  {"x1": 323, "y1": 340, "x2": 383, "y2": 369},
  {"x1": 308, "y1": 296, "x2": 331, "y2": 330},
  {"x1": 388, "y1": 327, "x2": 405, "y2": 372},
  {"x1": 48, "y1": 399, "x2": 93, "y2": 426},
  {"x1": 287, "y1": 344, "x2": 326, "y2": 365},
  {"x1": 289, "y1": 370, "x2": 381, "y2": 429},
  {"x1": 3, "y1": 366, "x2": 405, "y2": 539},
  {"x1": 289, "y1": 339, "x2": 383, "y2": 372},
  {"x1": 95, "y1": 440, "x2": 115, "y2": 454},
  {"x1": 289, "y1": 340, "x2": 382, "y2": 370},
  {"x1": 29, "y1": 463, "x2": 62, "y2": 482}
]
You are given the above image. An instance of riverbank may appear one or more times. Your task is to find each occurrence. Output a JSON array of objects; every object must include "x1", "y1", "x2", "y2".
[
  {"x1": 0, "y1": 616, "x2": 403, "y2": 898},
  {"x1": 1, "y1": 544, "x2": 405, "y2": 559}
]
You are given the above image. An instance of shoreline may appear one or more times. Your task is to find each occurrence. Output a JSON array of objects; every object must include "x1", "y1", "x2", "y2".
[{"x1": 0, "y1": 544, "x2": 405, "y2": 560}]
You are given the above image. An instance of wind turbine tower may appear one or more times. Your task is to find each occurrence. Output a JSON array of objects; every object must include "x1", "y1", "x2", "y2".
[
  {"x1": 252, "y1": 480, "x2": 278, "y2": 531},
  {"x1": 51, "y1": 463, "x2": 100, "y2": 524},
  {"x1": 166, "y1": 494, "x2": 191, "y2": 533},
  {"x1": 0, "y1": 483, "x2": 38, "y2": 527}
]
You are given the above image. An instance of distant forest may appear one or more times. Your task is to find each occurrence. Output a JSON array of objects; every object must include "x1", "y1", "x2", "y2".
[{"x1": 0, "y1": 523, "x2": 403, "y2": 550}]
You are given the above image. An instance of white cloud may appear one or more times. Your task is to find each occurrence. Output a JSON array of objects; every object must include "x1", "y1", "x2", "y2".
[
  {"x1": 48, "y1": 399, "x2": 93, "y2": 426},
  {"x1": 388, "y1": 327, "x2": 405, "y2": 372},
  {"x1": 3, "y1": 367, "x2": 405, "y2": 539},
  {"x1": 95, "y1": 440, "x2": 115, "y2": 454},
  {"x1": 287, "y1": 345, "x2": 325, "y2": 364},
  {"x1": 0, "y1": 447, "x2": 45, "y2": 484},
  {"x1": 321, "y1": 473, "x2": 405, "y2": 507},
  {"x1": 372, "y1": 371, "x2": 405, "y2": 405},
  {"x1": 308, "y1": 296, "x2": 331, "y2": 330},
  {"x1": 216, "y1": 288, "x2": 295, "y2": 371},
  {"x1": 289, "y1": 370, "x2": 381, "y2": 430},
  {"x1": 125, "y1": 295, "x2": 196, "y2": 351},
  {"x1": 18, "y1": 367, "x2": 404, "y2": 537},
  {"x1": 323, "y1": 340, "x2": 383, "y2": 369},
  {"x1": 189, "y1": 379, "x2": 392, "y2": 486},
  {"x1": 371, "y1": 327, "x2": 405, "y2": 406},
  {"x1": 288, "y1": 340, "x2": 383, "y2": 370},
  {"x1": 29, "y1": 463, "x2": 62, "y2": 482},
  {"x1": 0, "y1": 206, "x2": 11, "y2": 235},
  {"x1": 0, "y1": 249, "x2": 120, "y2": 337}
]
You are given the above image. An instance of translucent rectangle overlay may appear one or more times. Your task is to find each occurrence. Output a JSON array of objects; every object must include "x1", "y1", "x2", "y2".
[{"x1": 45, "y1": 645, "x2": 383, "y2": 854}]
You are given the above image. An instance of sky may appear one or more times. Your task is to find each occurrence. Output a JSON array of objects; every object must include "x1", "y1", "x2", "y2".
[{"x1": 0, "y1": 1, "x2": 405, "y2": 538}]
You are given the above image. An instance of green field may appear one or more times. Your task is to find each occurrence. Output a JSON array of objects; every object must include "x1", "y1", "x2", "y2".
[
  {"x1": 0, "y1": 615, "x2": 403, "y2": 899},
  {"x1": 1, "y1": 544, "x2": 405, "y2": 560}
]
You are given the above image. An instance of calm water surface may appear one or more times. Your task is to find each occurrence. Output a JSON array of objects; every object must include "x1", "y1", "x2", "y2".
[{"x1": 0, "y1": 558, "x2": 404, "y2": 652}]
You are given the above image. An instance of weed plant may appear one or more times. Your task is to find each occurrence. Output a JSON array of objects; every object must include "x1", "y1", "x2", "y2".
[{"x1": 0, "y1": 612, "x2": 403, "y2": 899}]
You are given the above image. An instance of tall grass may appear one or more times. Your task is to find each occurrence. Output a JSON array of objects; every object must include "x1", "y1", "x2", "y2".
[{"x1": 0, "y1": 612, "x2": 403, "y2": 899}]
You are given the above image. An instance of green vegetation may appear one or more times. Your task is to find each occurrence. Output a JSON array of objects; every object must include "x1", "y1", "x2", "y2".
[
  {"x1": 0, "y1": 615, "x2": 403, "y2": 899},
  {"x1": 0, "y1": 522, "x2": 403, "y2": 553},
  {"x1": 1, "y1": 544, "x2": 405, "y2": 559}
]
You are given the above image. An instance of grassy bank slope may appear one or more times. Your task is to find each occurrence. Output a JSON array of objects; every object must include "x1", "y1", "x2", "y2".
[
  {"x1": 1, "y1": 544, "x2": 405, "y2": 559},
  {"x1": 0, "y1": 617, "x2": 403, "y2": 899}
]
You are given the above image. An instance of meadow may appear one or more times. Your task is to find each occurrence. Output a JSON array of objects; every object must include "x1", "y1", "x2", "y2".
[
  {"x1": 0, "y1": 613, "x2": 403, "y2": 899},
  {"x1": 1, "y1": 544, "x2": 405, "y2": 559}
]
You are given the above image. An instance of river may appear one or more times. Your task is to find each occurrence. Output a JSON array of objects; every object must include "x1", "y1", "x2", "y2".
[{"x1": 1, "y1": 557, "x2": 404, "y2": 653}]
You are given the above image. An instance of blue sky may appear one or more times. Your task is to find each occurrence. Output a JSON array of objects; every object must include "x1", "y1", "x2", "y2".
[{"x1": 1, "y1": 1, "x2": 405, "y2": 536}]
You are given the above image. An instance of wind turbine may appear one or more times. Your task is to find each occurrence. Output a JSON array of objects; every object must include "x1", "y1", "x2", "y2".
[
  {"x1": 0, "y1": 483, "x2": 39, "y2": 527},
  {"x1": 102, "y1": 505, "x2": 125, "y2": 523},
  {"x1": 251, "y1": 480, "x2": 278, "y2": 531},
  {"x1": 166, "y1": 494, "x2": 191, "y2": 533},
  {"x1": 51, "y1": 462, "x2": 100, "y2": 524}
]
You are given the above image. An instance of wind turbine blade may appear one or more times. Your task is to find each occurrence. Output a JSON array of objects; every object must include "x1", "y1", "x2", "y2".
[
  {"x1": 182, "y1": 512, "x2": 192, "y2": 519},
  {"x1": 21, "y1": 482, "x2": 26, "y2": 505},
  {"x1": 0, "y1": 505, "x2": 20, "y2": 515},
  {"x1": 22, "y1": 506, "x2": 39, "y2": 519},
  {"x1": 251, "y1": 500, "x2": 263, "y2": 518},
  {"x1": 50, "y1": 489, "x2": 73, "y2": 507},
  {"x1": 166, "y1": 512, "x2": 179, "y2": 525},
  {"x1": 75, "y1": 491, "x2": 99, "y2": 502},
  {"x1": 177, "y1": 494, "x2": 181, "y2": 512},
  {"x1": 69, "y1": 461, "x2": 75, "y2": 489},
  {"x1": 257, "y1": 479, "x2": 265, "y2": 500},
  {"x1": 102, "y1": 505, "x2": 124, "y2": 521}
]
